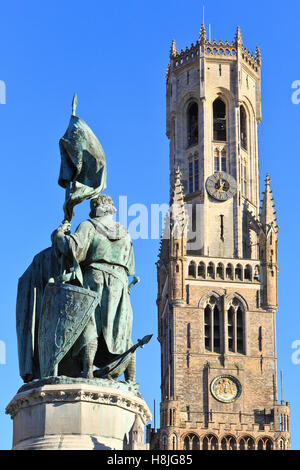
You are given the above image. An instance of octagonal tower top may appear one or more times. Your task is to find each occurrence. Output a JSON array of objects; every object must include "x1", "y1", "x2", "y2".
[{"x1": 168, "y1": 25, "x2": 261, "y2": 77}]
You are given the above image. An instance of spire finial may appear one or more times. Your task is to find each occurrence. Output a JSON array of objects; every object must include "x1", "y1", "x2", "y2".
[
  {"x1": 72, "y1": 93, "x2": 78, "y2": 116},
  {"x1": 261, "y1": 173, "x2": 278, "y2": 230},
  {"x1": 235, "y1": 25, "x2": 243, "y2": 47},
  {"x1": 200, "y1": 23, "x2": 206, "y2": 45},
  {"x1": 170, "y1": 39, "x2": 178, "y2": 58}
]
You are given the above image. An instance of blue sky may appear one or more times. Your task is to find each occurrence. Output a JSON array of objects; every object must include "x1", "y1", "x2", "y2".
[{"x1": 0, "y1": 0, "x2": 300, "y2": 450}]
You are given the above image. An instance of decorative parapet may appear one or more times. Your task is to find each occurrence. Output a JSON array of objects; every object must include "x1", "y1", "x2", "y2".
[
  {"x1": 171, "y1": 42, "x2": 200, "y2": 69},
  {"x1": 169, "y1": 26, "x2": 260, "y2": 73}
]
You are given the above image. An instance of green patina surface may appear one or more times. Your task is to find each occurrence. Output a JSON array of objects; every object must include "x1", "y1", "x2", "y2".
[{"x1": 16, "y1": 97, "x2": 149, "y2": 385}]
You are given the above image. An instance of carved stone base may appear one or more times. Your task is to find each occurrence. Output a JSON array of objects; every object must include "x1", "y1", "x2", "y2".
[{"x1": 6, "y1": 382, "x2": 151, "y2": 450}]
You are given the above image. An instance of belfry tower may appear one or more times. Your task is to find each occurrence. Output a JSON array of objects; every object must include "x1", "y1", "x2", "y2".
[{"x1": 149, "y1": 26, "x2": 291, "y2": 450}]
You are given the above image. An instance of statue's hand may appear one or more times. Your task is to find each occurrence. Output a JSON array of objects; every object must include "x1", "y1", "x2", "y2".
[
  {"x1": 51, "y1": 220, "x2": 71, "y2": 245},
  {"x1": 58, "y1": 220, "x2": 71, "y2": 234}
]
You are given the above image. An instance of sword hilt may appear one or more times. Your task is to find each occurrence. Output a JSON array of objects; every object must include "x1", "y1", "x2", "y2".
[{"x1": 128, "y1": 276, "x2": 140, "y2": 293}]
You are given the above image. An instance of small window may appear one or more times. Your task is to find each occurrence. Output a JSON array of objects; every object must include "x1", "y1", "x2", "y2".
[
  {"x1": 213, "y1": 98, "x2": 227, "y2": 141},
  {"x1": 240, "y1": 106, "x2": 247, "y2": 150},
  {"x1": 214, "y1": 156, "x2": 219, "y2": 171},
  {"x1": 227, "y1": 300, "x2": 245, "y2": 354},
  {"x1": 204, "y1": 305, "x2": 211, "y2": 351},
  {"x1": 244, "y1": 265, "x2": 252, "y2": 280},
  {"x1": 221, "y1": 155, "x2": 226, "y2": 171},
  {"x1": 187, "y1": 102, "x2": 198, "y2": 147},
  {"x1": 235, "y1": 265, "x2": 242, "y2": 281},
  {"x1": 216, "y1": 263, "x2": 224, "y2": 279},
  {"x1": 194, "y1": 159, "x2": 199, "y2": 191},
  {"x1": 236, "y1": 307, "x2": 244, "y2": 353},
  {"x1": 198, "y1": 262, "x2": 205, "y2": 278},
  {"x1": 187, "y1": 323, "x2": 191, "y2": 348},
  {"x1": 207, "y1": 262, "x2": 215, "y2": 279},
  {"x1": 203, "y1": 434, "x2": 218, "y2": 450},
  {"x1": 221, "y1": 435, "x2": 237, "y2": 450},
  {"x1": 213, "y1": 306, "x2": 220, "y2": 352},
  {"x1": 241, "y1": 163, "x2": 247, "y2": 197},
  {"x1": 226, "y1": 264, "x2": 233, "y2": 280},
  {"x1": 228, "y1": 307, "x2": 234, "y2": 352},
  {"x1": 188, "y1": 261, "x2": 196, "y2": 277},
  {"x1": 189, "y1": 161, "x2": 193, "y2": 193},
  {"x1": 188, "y1": 157, "x2": 199, "y2": 193},
  {"x1": 214, "y1": 149, "x2": 227, "y2": 172}
]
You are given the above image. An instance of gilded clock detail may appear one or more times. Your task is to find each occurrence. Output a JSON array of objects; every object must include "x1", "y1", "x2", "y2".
[
  {"x1": 210, "y1": 375, "x2": 242, "y2": 403},
  {"x1": 206, "y1": 172, "x2": 237, "y2": 201}
]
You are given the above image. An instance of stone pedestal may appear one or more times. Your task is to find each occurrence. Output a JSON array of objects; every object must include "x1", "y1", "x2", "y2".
[{"x1": 6, "y1": 379, "x2": 151, "y2": 450}]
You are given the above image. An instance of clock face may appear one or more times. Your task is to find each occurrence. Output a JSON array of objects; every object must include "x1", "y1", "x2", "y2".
[
  {"x1": 206, "y1": 172, "x2": 237, "y2": 201},
  {"x1": 210, "y1": 375, "x2": 242, "y2": 403}
]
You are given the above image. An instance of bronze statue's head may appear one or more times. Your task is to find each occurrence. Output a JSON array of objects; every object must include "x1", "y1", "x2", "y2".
[{"x1": 90, "y1": 194, "x2": 117, "y2": 218}]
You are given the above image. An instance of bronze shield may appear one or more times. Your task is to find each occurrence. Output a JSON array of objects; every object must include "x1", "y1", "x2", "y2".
[{"x1": 38, "y1": 282, "x2": 99, "y2": 378}]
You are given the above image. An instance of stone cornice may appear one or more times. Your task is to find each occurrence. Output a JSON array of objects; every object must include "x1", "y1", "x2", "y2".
[{"x1": 6, "y1": 384, "x2": 152, "y2": 424}]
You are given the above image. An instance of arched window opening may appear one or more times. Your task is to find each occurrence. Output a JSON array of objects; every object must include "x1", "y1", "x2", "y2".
[
  {"x1": 227, "y1": 300, "x2": 245, "y2": 354},
  {"x1": 213, "y1": 98, "x2": 227, "y2": 142},
  {"x1": 221, "y1": 149, "x2": 227, "y2": 172},
  {"x1": 235, "y1": 264, "x2": 242, "y2": 281},
  {"x1": 198, "y1": 262, "x2": 205, "y2": 278},
  {"x1": 204, "y1": 305, "x2": 211, "y2": 351},
  {"x1": 278, "y1": 439, "x2": 285, "y2": 450},
  {"x1": 188, "y1": 261, "x2": 196, "y2": 278},
  {"x1": 236, "y1": 307, "x2": 244, "y2": 353},
  {"x1": 214, "y1": 148, "x2": 227, "y2": 172},
  {"x1": 228, "y1": 306, "x2": 235, "y2": 352},
  {"x1": 239, "y1": 436, "x2": 254, "y2": 450},
  {"x1": 257, "y1": 439, "x2": 263, "y2": 450},
  {"x1": 241, "y1": 162, "x2": 247, "y2": 197},
  {"x1": 189, "y1": 156, "x2": 200, "y2": 193},
  {"x1": 204, "y1": 296, "x2": 222, "y2": 353},
  {"x1": 221, "y1": 435, "x2": 237, "y2": 450},
  {"x1": 202, "y1": 434, "x2": 218, "y2": 450},
  {"x1": 226, "y1": 264, "x2": 233, "y2": 280},
  {"x1": 216, "y1": 263, "x2": 224, "y2": 279},
  {"x1": 176, "y1": 264, "x2": 179, "y2": 273},
  {"x1": 240, "y1": 105, "x2": 247, "y2": 150},
  {"x1": 172, "y1": 434, "x2": 177, "y2": 450},
  {"x1": 213, "y1": 305, "x2": 221, "y2": 353},
  {"x1": 183, "y1": 436, "x2": 189, "y2": 450},
  {"x1": 244, "y1": 265, "x2": 252, "y2": 281},
  {"x1": 207, "y1": 262, "x2": 215, "y2": 279},
  {"x1": 183, "y1": 433, "x2": 200, "y2": 451},
  {"x1": 187, "y1": 102, "x2": 198, "y2": 147},
  {"x1": 254, "y1": 265, "x2": 260, "y2": 282},
  {"x1": 265, "y1": 439, "x2": 273, "y2": 450},
  {"x1": 257, "y1": 438, "x2": 274, "y2": 451},
  {"x1": 161, "y1": 435, "x2": 168, "y2": 450},
  {"x1": 187, "y1": 323, "x2": 191, "y2": 349},
  {"x1": 214, "y1": 149, "x2": 220, "y2": 172}
]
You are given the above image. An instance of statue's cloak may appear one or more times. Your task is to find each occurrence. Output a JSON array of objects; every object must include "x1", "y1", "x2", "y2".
[{"x1": 16, "y1": 247, "x2": 59, "y2": 381}]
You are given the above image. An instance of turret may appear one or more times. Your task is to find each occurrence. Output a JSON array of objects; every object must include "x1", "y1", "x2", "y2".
[
  {"x1": 259, "y1": 174, "x2": 279, "y2": 310},
  {"x1": 169, "y1": 167, "x2": 187, "y2": 304}
]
